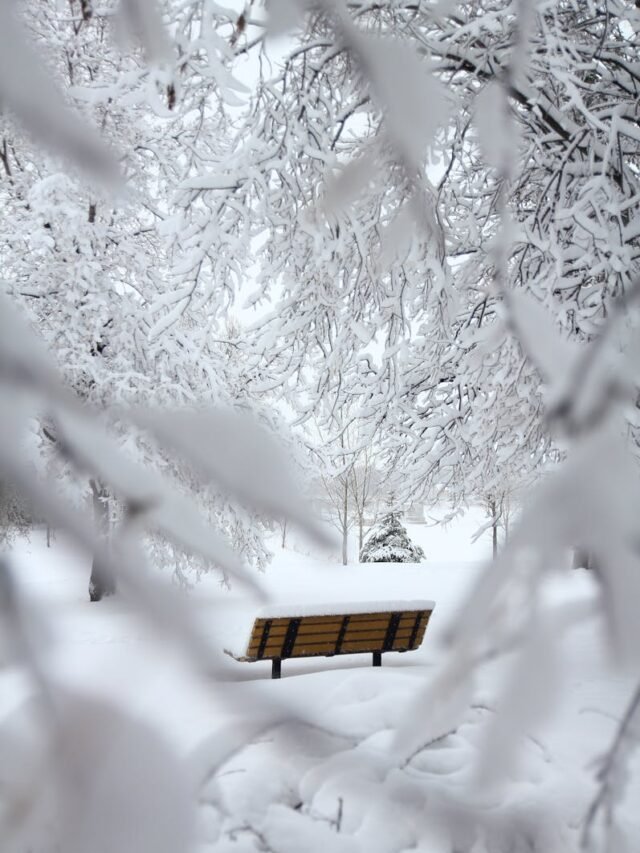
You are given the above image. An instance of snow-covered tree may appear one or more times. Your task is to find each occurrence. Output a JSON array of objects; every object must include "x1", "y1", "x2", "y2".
[
  {"x1": 381, "y1": 0, "x2": 640, "y2": 510},
  {"x1": 360, "y1": 512, "x2": 425, "y2": 564},
  {"x1": 0, "y1": 479, "x2": 31, "y2": 546},
  {"x1": 171, "y1": 0, "x2": 640, "y2": 517},
  {"x1": 348, "y1": 445, "x2": 380, "y2": 554},
  {"x1": 310, "y1": 397, "x2": 383, "y2": 564},
  {"x1": 0, "y1": 0, "x2": 276, "y2": 596}
]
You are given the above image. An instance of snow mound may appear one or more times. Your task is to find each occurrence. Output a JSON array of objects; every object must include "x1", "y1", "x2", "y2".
[{"x1": 258, "y1": 600, "x2": 435, "y2": 618}]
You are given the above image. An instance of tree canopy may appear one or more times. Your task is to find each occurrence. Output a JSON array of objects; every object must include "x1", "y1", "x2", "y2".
[{"x1": 2, "y1": 1, "x2": 640, "y2": 850}]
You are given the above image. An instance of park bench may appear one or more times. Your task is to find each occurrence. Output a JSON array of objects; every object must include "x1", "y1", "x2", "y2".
[{"x1": 227, "y1": 600, "x2": 435, "y2": 678}]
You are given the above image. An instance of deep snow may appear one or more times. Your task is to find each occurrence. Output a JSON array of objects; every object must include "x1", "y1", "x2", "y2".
[{"x1": 3, "y1": 512, "x2": 640, "y2": 852}]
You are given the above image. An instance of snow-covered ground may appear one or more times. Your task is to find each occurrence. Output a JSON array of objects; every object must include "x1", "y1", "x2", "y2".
[{"x1": 3, "y1": 513, "x2": 639, "y2": 852}]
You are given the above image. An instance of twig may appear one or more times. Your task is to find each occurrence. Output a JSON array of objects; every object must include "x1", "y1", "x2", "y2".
[
  {"x1": 581, "y1": 681, "x2": 640, "y2": 848},
  {"x1": 401, "y1": 726, "x2": 459, "y2": 769}
]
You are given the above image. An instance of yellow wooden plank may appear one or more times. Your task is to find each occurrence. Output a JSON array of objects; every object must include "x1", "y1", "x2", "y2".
[
  {"x1": 291, "y1": 641, "x2": 340, "y2": 657},
  {"x1": 296, "y1": 622, "x2": 343, "y2": 638},
  {"x1": 340, "y1": 638, "x2": 388, "y2": 653}
]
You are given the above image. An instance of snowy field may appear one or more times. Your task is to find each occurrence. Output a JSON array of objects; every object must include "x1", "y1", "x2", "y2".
[{"x1": 3, "y1": 513, "x2": 640, "y2": 852}]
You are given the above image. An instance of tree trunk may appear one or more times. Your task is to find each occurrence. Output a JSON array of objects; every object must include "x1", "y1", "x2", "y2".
[
  {"x1": 573, "y1": 549, "x2": 592, "y2": 570},
  {"x1": 281, "y1": 519, "x2": 287, "y2": 549},
  {"x1": 490, "y1": 498, "x2": 498, "y2": 558},
  {"x1": 358, "y1": 515, "x2": 364, "y2": 560},
  {"x1": 342, "y1": 480, "x2": 349, "y2": 565},
  {"x1": 89, "y1": 479, "x2": 116, "y2": 602}
]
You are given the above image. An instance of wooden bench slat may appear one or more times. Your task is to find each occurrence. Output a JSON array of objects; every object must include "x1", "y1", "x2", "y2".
[
  {"x1": 252, "y1": 611, "x2": 425, "y2": 629},
  {"x1": 253, "y1": 615, "x2": 345, "y2": 628}
]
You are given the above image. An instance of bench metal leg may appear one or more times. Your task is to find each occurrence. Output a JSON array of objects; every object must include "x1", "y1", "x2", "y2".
[
  {"x1": 272, "y1": 658, "x2": 281, "y2": 679},
  {"x1": 372, "y1": 651, "x2": 382, "y2": 667}
]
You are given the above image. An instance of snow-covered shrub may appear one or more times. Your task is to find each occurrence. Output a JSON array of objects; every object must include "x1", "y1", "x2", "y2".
[{"x1": 360, "y1": 512, "x2": 425, "y2": 563}]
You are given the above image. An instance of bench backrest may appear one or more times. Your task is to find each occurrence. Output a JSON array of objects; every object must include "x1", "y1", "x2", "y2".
[{"x1": 245, "y1": 607, "x2": 433, "y2": 661}]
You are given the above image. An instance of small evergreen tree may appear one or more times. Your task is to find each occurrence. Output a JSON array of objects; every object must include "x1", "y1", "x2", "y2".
[{"x1": 359, "y1": 513, "x2": 425, "y2": 563}]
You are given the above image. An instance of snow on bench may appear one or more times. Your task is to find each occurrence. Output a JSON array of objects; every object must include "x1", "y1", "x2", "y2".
[{"x1": 226, "y1": 600, "x2": 435, "y2": 678}]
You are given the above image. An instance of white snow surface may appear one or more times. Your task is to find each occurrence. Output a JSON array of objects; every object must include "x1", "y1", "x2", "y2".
[
  {"x1": 257, "y1": 600, "x2": 435, "y2": 618},
  {"x1": 3, "y1": 511, "x2": 640, "y2": 852}
]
